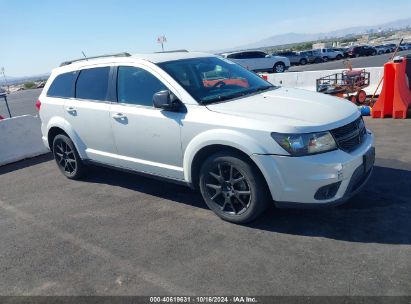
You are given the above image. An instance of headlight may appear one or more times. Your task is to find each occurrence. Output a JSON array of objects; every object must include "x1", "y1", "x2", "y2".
[{"x1": 271, "y1": 131, "x2": 337, "y2": 156}]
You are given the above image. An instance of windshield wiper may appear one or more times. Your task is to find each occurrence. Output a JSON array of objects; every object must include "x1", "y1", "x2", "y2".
[
  {"x1": 253, "y1": 85, "x2": 274, "y2": 92},
  {"x1": 201, "y1": 86, "x2": 275, "y2": 105}
]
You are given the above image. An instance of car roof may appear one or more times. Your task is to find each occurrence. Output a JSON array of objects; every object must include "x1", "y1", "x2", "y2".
[
  {"x1": 132, "y1": 51, "x2": 217, "y2": 63},
  {"x1": 53, "y1": 51, "x2": 218, "y2": 74}
]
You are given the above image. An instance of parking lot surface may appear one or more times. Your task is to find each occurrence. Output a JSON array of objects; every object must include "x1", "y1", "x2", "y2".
[
  {"x1": 0, "y1": 88, "x2": 41, "y2": 118},
  {"x1": 0, "y1": 118, "x2": 410, "y2": 296},
  {"x1": 289, "y1": 50, "x2": 411, "y2": 72}
]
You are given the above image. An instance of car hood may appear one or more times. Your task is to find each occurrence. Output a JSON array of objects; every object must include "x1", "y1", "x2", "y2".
[{"x1": 206, "y1": 87, "x2": 360, "y2": 133}]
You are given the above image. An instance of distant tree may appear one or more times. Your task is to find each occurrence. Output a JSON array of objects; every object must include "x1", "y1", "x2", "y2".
[{"x1": 23, "y1": 82, "x2": 36, "y2": 89}]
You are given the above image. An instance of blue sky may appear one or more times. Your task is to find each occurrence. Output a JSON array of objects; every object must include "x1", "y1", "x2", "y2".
[{"x1": 1, "y1": 0, "x2": 410, "y2": 76}]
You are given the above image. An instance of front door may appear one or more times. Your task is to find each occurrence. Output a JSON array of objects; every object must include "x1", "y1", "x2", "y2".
[{"x1": 110, "y1": 65, "x2": 184, "y2": 180}]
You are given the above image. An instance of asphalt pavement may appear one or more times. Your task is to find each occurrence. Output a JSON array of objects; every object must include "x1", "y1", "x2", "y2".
[
  {"x1": 0, "y1": 118, "x2": 410, "y2": 296},
  {"x1": 289, "y1": 50, "x2": 411, "y2": 72},
  {"x1": 0, "y1": 88, "x2": 41, "y2": 118}
]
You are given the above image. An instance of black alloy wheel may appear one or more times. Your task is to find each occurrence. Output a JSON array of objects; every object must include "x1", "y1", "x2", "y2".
[
  {"x1": 199, "y1": 152, "x2": 269, "y2": 223},
  {"x1": 204, "y1": 162, "x2": 251, "y2": 216},
  {"x1": 53, "y1": 134, "x2": 86, "y2": 179}
]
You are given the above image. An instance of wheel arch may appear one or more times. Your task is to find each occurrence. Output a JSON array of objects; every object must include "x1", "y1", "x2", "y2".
[
  {"x1": 46, "y1": 117, "x2": 87, "y2": 159},
  {"x1": 190, "y1": 144, "x2": 271, "y2": 193},
  {"x1": 47, "y1": 127, "x2": 69, "y2": 150},
  {"x1": 184, "y1": 129, "x2": 271, "y2": 188}
]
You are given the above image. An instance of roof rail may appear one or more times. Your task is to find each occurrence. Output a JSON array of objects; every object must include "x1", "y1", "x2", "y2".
[
  {"x1": 154, "y1": 49, "x2": 189, "y2": 54},
  {"x1": 59, "y1": 52, "x2": 132, "y2": 67}
]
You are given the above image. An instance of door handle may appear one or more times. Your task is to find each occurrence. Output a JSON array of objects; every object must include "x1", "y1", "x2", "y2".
[
  {"x1": 112, "y1": 113, "x2": 126, "y2": 119},
  {"x1": 66, "y1": 107, "x2": 76, "y2": 114}
]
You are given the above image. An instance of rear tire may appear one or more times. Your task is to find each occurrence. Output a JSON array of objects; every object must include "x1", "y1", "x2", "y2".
[
  {"x1": 273, "y1": 62, "x2": 286, "y2": 73},
  {"x1": 336, "y1": 54, "x2": 343, "y2": 60},
  {"x1": 322, "y1": 56, "x2": 329, "y2": 62},
  {"x1": 299, "y1": 58, "x2": 307, "y2": 65},
  {"x1": 199, "y1": 151, "x2": 269, "y2": 224},
  {"x1": 52, "y1": 134, "x2": 86, "y2": 180}
]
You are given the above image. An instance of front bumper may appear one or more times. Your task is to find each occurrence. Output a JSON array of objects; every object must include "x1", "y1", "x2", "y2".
[{"x1": 251, "y1": 131, "x2": 375, "y2": 207}]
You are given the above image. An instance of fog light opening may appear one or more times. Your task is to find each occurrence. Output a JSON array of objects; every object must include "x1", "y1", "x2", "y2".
[{"x1": 314, "y1": 182, "x2": 342, "y2": 200}]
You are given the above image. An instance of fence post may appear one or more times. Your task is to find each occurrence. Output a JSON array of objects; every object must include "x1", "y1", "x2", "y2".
[{"x1": 2, "y1": 95, "x2": 12, "y2": 118}]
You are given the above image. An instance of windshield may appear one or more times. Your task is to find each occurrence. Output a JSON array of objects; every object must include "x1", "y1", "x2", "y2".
[{"x1": 158, "y1": 57, "x2": 275, "y2": 104}]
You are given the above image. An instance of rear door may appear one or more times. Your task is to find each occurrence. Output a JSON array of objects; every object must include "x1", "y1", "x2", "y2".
[
  {"x1": 237, "y1": 52, "x2": 258, "y2": 70},
  {"x1": 64, "y1": 65, "x2": 117, "y2": 163},
  {"x1": 227, "y1": 52, "x2": 249, "y2": 69},
  {"x1": 248, "y1": 52, "x2": 271, "y2": 71},
  {"x1": 287, "y1": 52, "x2": 298, "y2": 64}
]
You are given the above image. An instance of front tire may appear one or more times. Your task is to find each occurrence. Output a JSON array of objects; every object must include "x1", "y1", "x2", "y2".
[
  {"x1": 273, "y1": 62, "x2": 286, "y2": 73},
  {"x1": 336, "y1": 54, "x2": 343, "y2": 60},
  {"x1": 299, "y1": 58, "x2": 307, "y2": 65},
  {"x1": 199, "y1": 152, "x2": 269, "y2": 224},
  {"x1": 52, "y1": 134, "x2": 86, "y2": 180}
]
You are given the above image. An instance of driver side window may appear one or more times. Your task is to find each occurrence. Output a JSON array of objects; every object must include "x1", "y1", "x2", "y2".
[{"x1": 117, "y1": 66, "x2": 167, "y2": 107}]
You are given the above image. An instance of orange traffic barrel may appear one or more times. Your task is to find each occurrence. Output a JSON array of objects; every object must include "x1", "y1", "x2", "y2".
[{"x1": 372, "y1": 55, "x2": 411, "y2": 119}]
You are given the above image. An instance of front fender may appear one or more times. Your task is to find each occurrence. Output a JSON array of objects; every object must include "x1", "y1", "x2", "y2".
[
  {"x1": 46, "y1": 117, "x2": 88, "y2": 159},
  {"x1": 183, "y1": 129, "x2": 268, "y2": 183}
]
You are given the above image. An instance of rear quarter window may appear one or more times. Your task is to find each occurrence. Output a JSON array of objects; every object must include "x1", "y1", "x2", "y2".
[{"x1": 47, "y1": 71, "x2": 77, "y2": 98}]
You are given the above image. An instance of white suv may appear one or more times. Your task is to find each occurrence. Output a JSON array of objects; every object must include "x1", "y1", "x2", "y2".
[
  {"x1": 220, "y1": 51, "x2": 290, "y2": 73},
  {"x1": 38, "y1": 51, "x2": 375, "y2": 223},
  {"x1": 314, "y1": 48, "x2": 344, "y2": 61}
]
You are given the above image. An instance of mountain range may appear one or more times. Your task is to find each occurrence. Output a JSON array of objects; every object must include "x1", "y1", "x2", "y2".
[{"x1": 218, "y1": 17, "x2": 411, "y2": 52}]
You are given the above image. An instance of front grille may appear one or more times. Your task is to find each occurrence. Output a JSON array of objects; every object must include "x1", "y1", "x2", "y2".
[{"x1": 331, "y1": 117, "x2": 367, "y2": 152}]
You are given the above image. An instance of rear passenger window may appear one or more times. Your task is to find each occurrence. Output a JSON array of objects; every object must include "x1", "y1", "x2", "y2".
[
  {"x1": 117, "y1": 66, "x2": 167, "y2": 107},
  {"x1": 47, "y1": 72, "x2": 77, "y2": 98},
  {"x1": 75, "y1": 67, "x2": 110, "y2": 101}
]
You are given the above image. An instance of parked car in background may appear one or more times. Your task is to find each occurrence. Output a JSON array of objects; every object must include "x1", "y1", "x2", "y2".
[
  {"x1": 374, "y1": 45, "x2": 391, "y2": 54},
  {"x1": 38, "y1": 51, "x2": 375, "y2": 223},
  {"x1": 299, "y1": 50, "x2": 323, "y2": 64},
  {"x1": 347, "y1": 45, "x2": 377, "y2": 57},
  {"x1": 221, "y1": 51, "x2": 290, "y2": 73},
  {"x1": 331, "y1": 48, "x2": 349, "y2": 58},
  {"x1": 383, "y1": 44, "x2": 397, "y2": 52},
  {"x1": 272, "y1": 51, "x2": 309, "y2": 65},
  {"x1": 313, "y1": 48, "x2": 344, "y2": 61},
  {"x1": 401, "y1": 43, "x2": 411, "y2": 50},
  {"x1": 36, "y1": 81, "x2": 46, "y2": 89}
]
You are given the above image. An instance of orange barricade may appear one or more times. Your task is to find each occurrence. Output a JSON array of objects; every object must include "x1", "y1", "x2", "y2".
[{"x1": 372, "y1": 55, "x2": 411, "y2": 119}]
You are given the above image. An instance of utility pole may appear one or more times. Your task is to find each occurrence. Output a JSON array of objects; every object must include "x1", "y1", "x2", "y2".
[{"x1": 157, "y1": 35, "x2": 167, "y2": 52}]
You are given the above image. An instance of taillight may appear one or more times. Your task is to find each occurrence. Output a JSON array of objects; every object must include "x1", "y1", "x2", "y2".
[{"x1": 35, "y1": 99, "x2": 41, "y2": 111}]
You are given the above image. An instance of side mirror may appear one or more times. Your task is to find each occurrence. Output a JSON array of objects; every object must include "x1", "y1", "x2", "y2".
[
  {"x1": 265, "y1": 54, "x2": 271, "y2": 58},
  {"x1": 153, "y1": 90, "x2": 180, "y2": 111}
]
